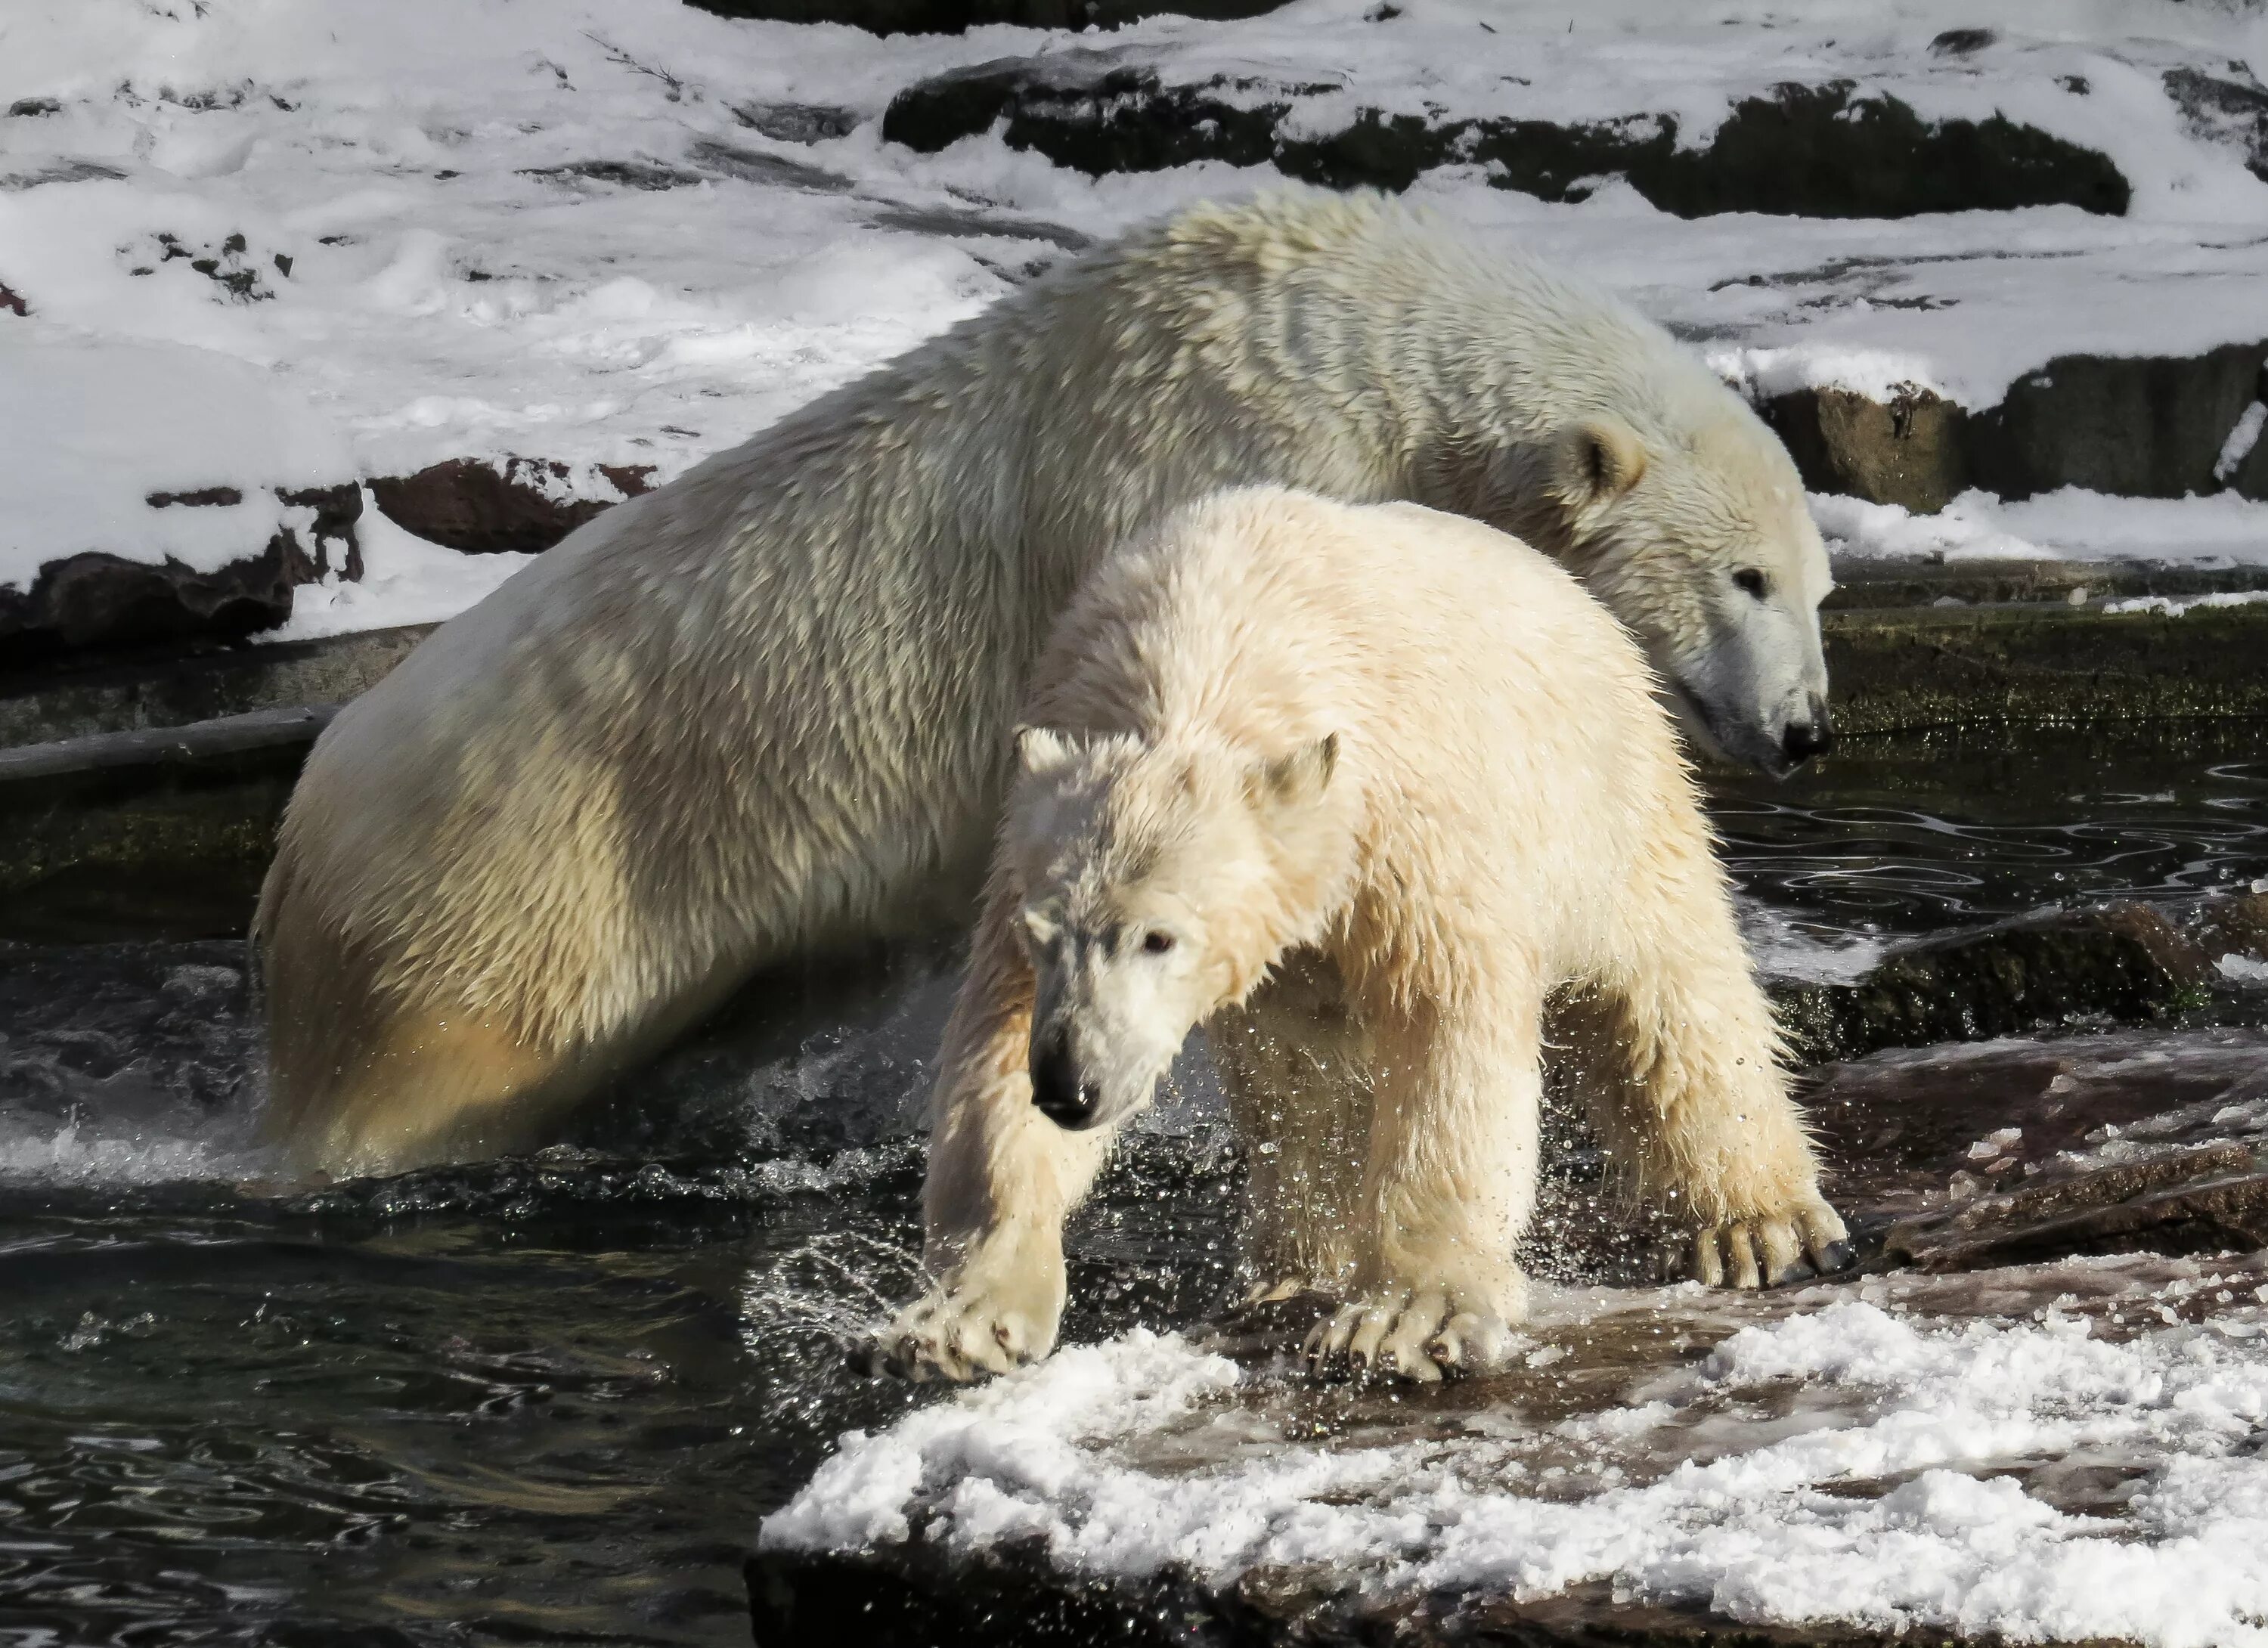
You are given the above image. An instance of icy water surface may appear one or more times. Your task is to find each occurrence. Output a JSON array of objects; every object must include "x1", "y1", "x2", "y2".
[{"x1": 5, "y1": 724, "x2": 2268, "y2": 1645}]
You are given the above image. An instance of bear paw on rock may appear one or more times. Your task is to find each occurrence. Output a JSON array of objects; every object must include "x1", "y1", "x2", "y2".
[
  {"x1": 1669, "y1": 1197, "x2": 1854, "y2": 1289},
  {"x1": 1303, "y1": 1277, "x2": 1526, "y2": 1383},
  {"x1": 865, "y1": 1257, "x2": 1064, "y2": 1383}
]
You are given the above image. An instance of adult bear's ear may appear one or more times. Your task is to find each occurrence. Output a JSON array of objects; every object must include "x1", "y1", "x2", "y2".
[
  {"x1": 1251, "y1": 733, "x2": 1338, "y2": 810},
  {"x1": 1015, "y1": 726, "x2": 1081, "y2": 776},
  {"x1": 1552, "y1": 416, "x2": 1648, "y2": 511}
]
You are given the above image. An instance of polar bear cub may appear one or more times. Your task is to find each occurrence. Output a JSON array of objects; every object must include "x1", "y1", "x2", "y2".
[{"x1": 874, "y1": 488, "x2": 1849, "y2": 1383}]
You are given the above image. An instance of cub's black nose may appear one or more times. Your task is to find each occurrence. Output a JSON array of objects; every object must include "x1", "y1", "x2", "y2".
[
  {"x1": 1780, "y1": 717, "x2": 1836, "y2": 765},
  {"x1": 1030, "y1": 1040, "x2": 1101, "y2": 1129}
]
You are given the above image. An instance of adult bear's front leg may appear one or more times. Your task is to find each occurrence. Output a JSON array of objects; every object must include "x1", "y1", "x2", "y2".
[
  {"x1": 1303, "y1": 989, "x2": 1537, "y2": 1383},
  {"x1": 868, "y1": 885, "x2": 1116, "y2": 1382}
]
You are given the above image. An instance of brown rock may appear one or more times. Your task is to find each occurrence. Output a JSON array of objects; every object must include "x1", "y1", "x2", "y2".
[
  {"x1": 367, "y1": 457, "x2": 655, "y2": 554},
  {"x1": 1765, "y1": 383, "x2": 1969, "y2": 513}
]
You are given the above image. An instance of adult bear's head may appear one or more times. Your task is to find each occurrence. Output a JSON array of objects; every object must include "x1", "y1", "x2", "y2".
[
  {"x1": 1161, "y1": 190, "x2": 1835, "y2": 776},
  {"x1": 1486, "y1": 402, "x2": 1833, "y2": 779}
]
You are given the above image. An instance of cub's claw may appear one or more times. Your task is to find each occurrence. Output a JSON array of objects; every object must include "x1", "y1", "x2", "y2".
[
  {"x1": 1673, "y1": 1199, "x2": 1852, "y2": 1290},
  {"x1": 863, "y1": 1284, "x2": 1051, "y2": 1383},
  {"x1": 1300, "y1": 1285, "x2": 1518, "y2": 1382}
]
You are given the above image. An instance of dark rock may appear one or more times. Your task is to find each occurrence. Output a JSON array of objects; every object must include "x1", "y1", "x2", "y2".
[
  {"x1": 1774, "y1": 901, "x2": 2213, "y2": 1064},
  {"x1": 0, "y1": 160, "x2": 126, "y2": 189},
  {"x1": 519, "y1": 159, "x2": 709, "y2": 190},
  {"x1": 146, "y1": 486, "x2": 244, "y2": 510},
  {"x1": 1929, "y1": 27, "x2": 1995, "y2": 56},
  {"x1": 1966, "y1": 339, "x2": 2268, "y2": 501},
  {"x1": 0, "y1": 281, "x2": 26, "y2": 316},
  {"x1": 730, "y1": 101, "x2": 860, "y2": 144},
  {"x1": 8, "y1": 98, "x2": 60, "y2": 118},
  {"x1": 0, "y1": 483, "x2": 359, "y2": 668},
  {"x1": 2165, "y1": 64, "x2": 2268, "y2": 182},
  {"x1": 1765, "y1": 383, "x2": 1969, "y2": 513},
  {"x1": 863, "y1": 202, "x2": 1092, "y2": 253},
  {"x1": 0, "y1": 548, "x2": 299, "y2": 664},
  {"x1": 688, "y1": 0, "x2": 1290, "y2": 35},
  {"x1": 685, "y1": 137, "x2": 854, "y2": 193},
  {"x1": 367, "y1": 457, "x2": 654, "y2": 554},
  {"x1": 883, "y1": 60, "x2": 2129, "y2": 219}
]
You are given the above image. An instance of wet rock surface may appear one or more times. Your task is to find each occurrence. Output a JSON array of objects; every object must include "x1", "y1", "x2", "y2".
[
  {"x1": 882, "y1": 59, "x2": 2129, "y2": 221},
  {"x1": 1773, "y1": 900, "x2": 2216, "y2": 1064},
  {"x1": 366, "y1": 457, "x2": 654, "y2": 554}
]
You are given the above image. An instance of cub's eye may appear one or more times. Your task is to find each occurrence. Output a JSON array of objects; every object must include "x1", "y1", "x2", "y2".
[
  {"x1": 1141, "y1": 930, "x2": 1176, "y2": 956},
  {"x1": 1732, "y1": 568, "x2": 1770, "y2": 600}
]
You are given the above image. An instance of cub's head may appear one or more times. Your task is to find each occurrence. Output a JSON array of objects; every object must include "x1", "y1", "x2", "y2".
[{"x1": 1006, "y1": 725, "x2": 1343, "y2": 1132}]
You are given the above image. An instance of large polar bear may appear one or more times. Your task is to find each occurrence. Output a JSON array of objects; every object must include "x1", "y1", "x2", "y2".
[
  {"x1": 874, "y1": 489, "x2": 1849, "y2": 1383},
  {"x1": 259, "y1": 188, "x2": 1836, "y2": 1179}
]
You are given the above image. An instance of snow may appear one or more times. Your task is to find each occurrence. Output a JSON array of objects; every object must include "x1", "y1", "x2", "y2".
[
  {"x1": 268, "y1": 491, "x2": 531, "y2": 640},
  {"x1": 762, "y1": 1293, "x2": 2268, "y2": 1646},
  {"x1": 5, "y1": 0, "x2": 2268, "y2": 632},
  {"x1": 1818, "y1": 487, "x2": 2268, "y2": 568},
  {"x1": 0, "y1": 330, "x2": 352, "y2": 589}
]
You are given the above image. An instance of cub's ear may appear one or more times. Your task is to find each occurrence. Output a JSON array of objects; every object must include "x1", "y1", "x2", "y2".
[
  {"x1": 1015, "y1": 726, "x2": 1080, "y2": 776},
  {"x1": 1553, "y1": 416, "x2": 1648, "y2": 510},
  {"x1": 1250, "y1": 733, "x2": 1338, "y2": 810}
]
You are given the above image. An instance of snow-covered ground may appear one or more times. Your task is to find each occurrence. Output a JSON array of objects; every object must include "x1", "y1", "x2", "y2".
[
  {"x1": 5, "y1": 0, "x2": 2268, "y2": 633},
  {"x1": 764, "y1": 1273, "x2": 2268, "y2": 1646}
]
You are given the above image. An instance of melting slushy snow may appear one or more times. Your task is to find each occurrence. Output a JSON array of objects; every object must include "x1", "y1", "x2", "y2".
[{"x1": 764, "y1": 1299, "x2": 2268, "y2": 1646}]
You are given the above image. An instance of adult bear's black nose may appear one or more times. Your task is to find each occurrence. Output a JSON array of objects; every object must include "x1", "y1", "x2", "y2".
[
  {"x1": 1030, "y1": 1036, "x2": 1101, "y2": 1129},
  {"x1": 1781, "y1": 715, "x2": 1836, "y2": 766}
]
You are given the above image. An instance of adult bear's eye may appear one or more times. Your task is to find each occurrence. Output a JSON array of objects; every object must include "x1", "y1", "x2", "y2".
[
  {"x1": 1142, "y1": 930, "x2": 1176, "y2": 956},
  {"x1": 1733, "y1": 568, "x2": 1769, "y2": 599}
]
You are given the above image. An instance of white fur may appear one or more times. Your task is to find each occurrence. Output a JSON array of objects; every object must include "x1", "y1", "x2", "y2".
[
  {"x1": 875, "y1": 489, "x2": 1848, "y2": 1385},
  {"x1": 257, "y1": 187, "x2": 1832, "y2": 1178}
]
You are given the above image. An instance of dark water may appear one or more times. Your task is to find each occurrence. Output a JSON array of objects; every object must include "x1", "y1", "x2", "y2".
[{"x1": 5, "y1": 723, "x2": 2268, "y2": 1646}]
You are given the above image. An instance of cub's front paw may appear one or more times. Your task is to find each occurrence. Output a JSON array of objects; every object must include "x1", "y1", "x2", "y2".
[
  {"x1": 1671, "y1": 1196, "x2": 1853, "y2": 1289},
  {"x1": 1302, "y1": 1278, "x2": 1524, "y2": 1383},
  {"x1": 863, "y1": 1263, "x2": 1064, "y2": 1383}
]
